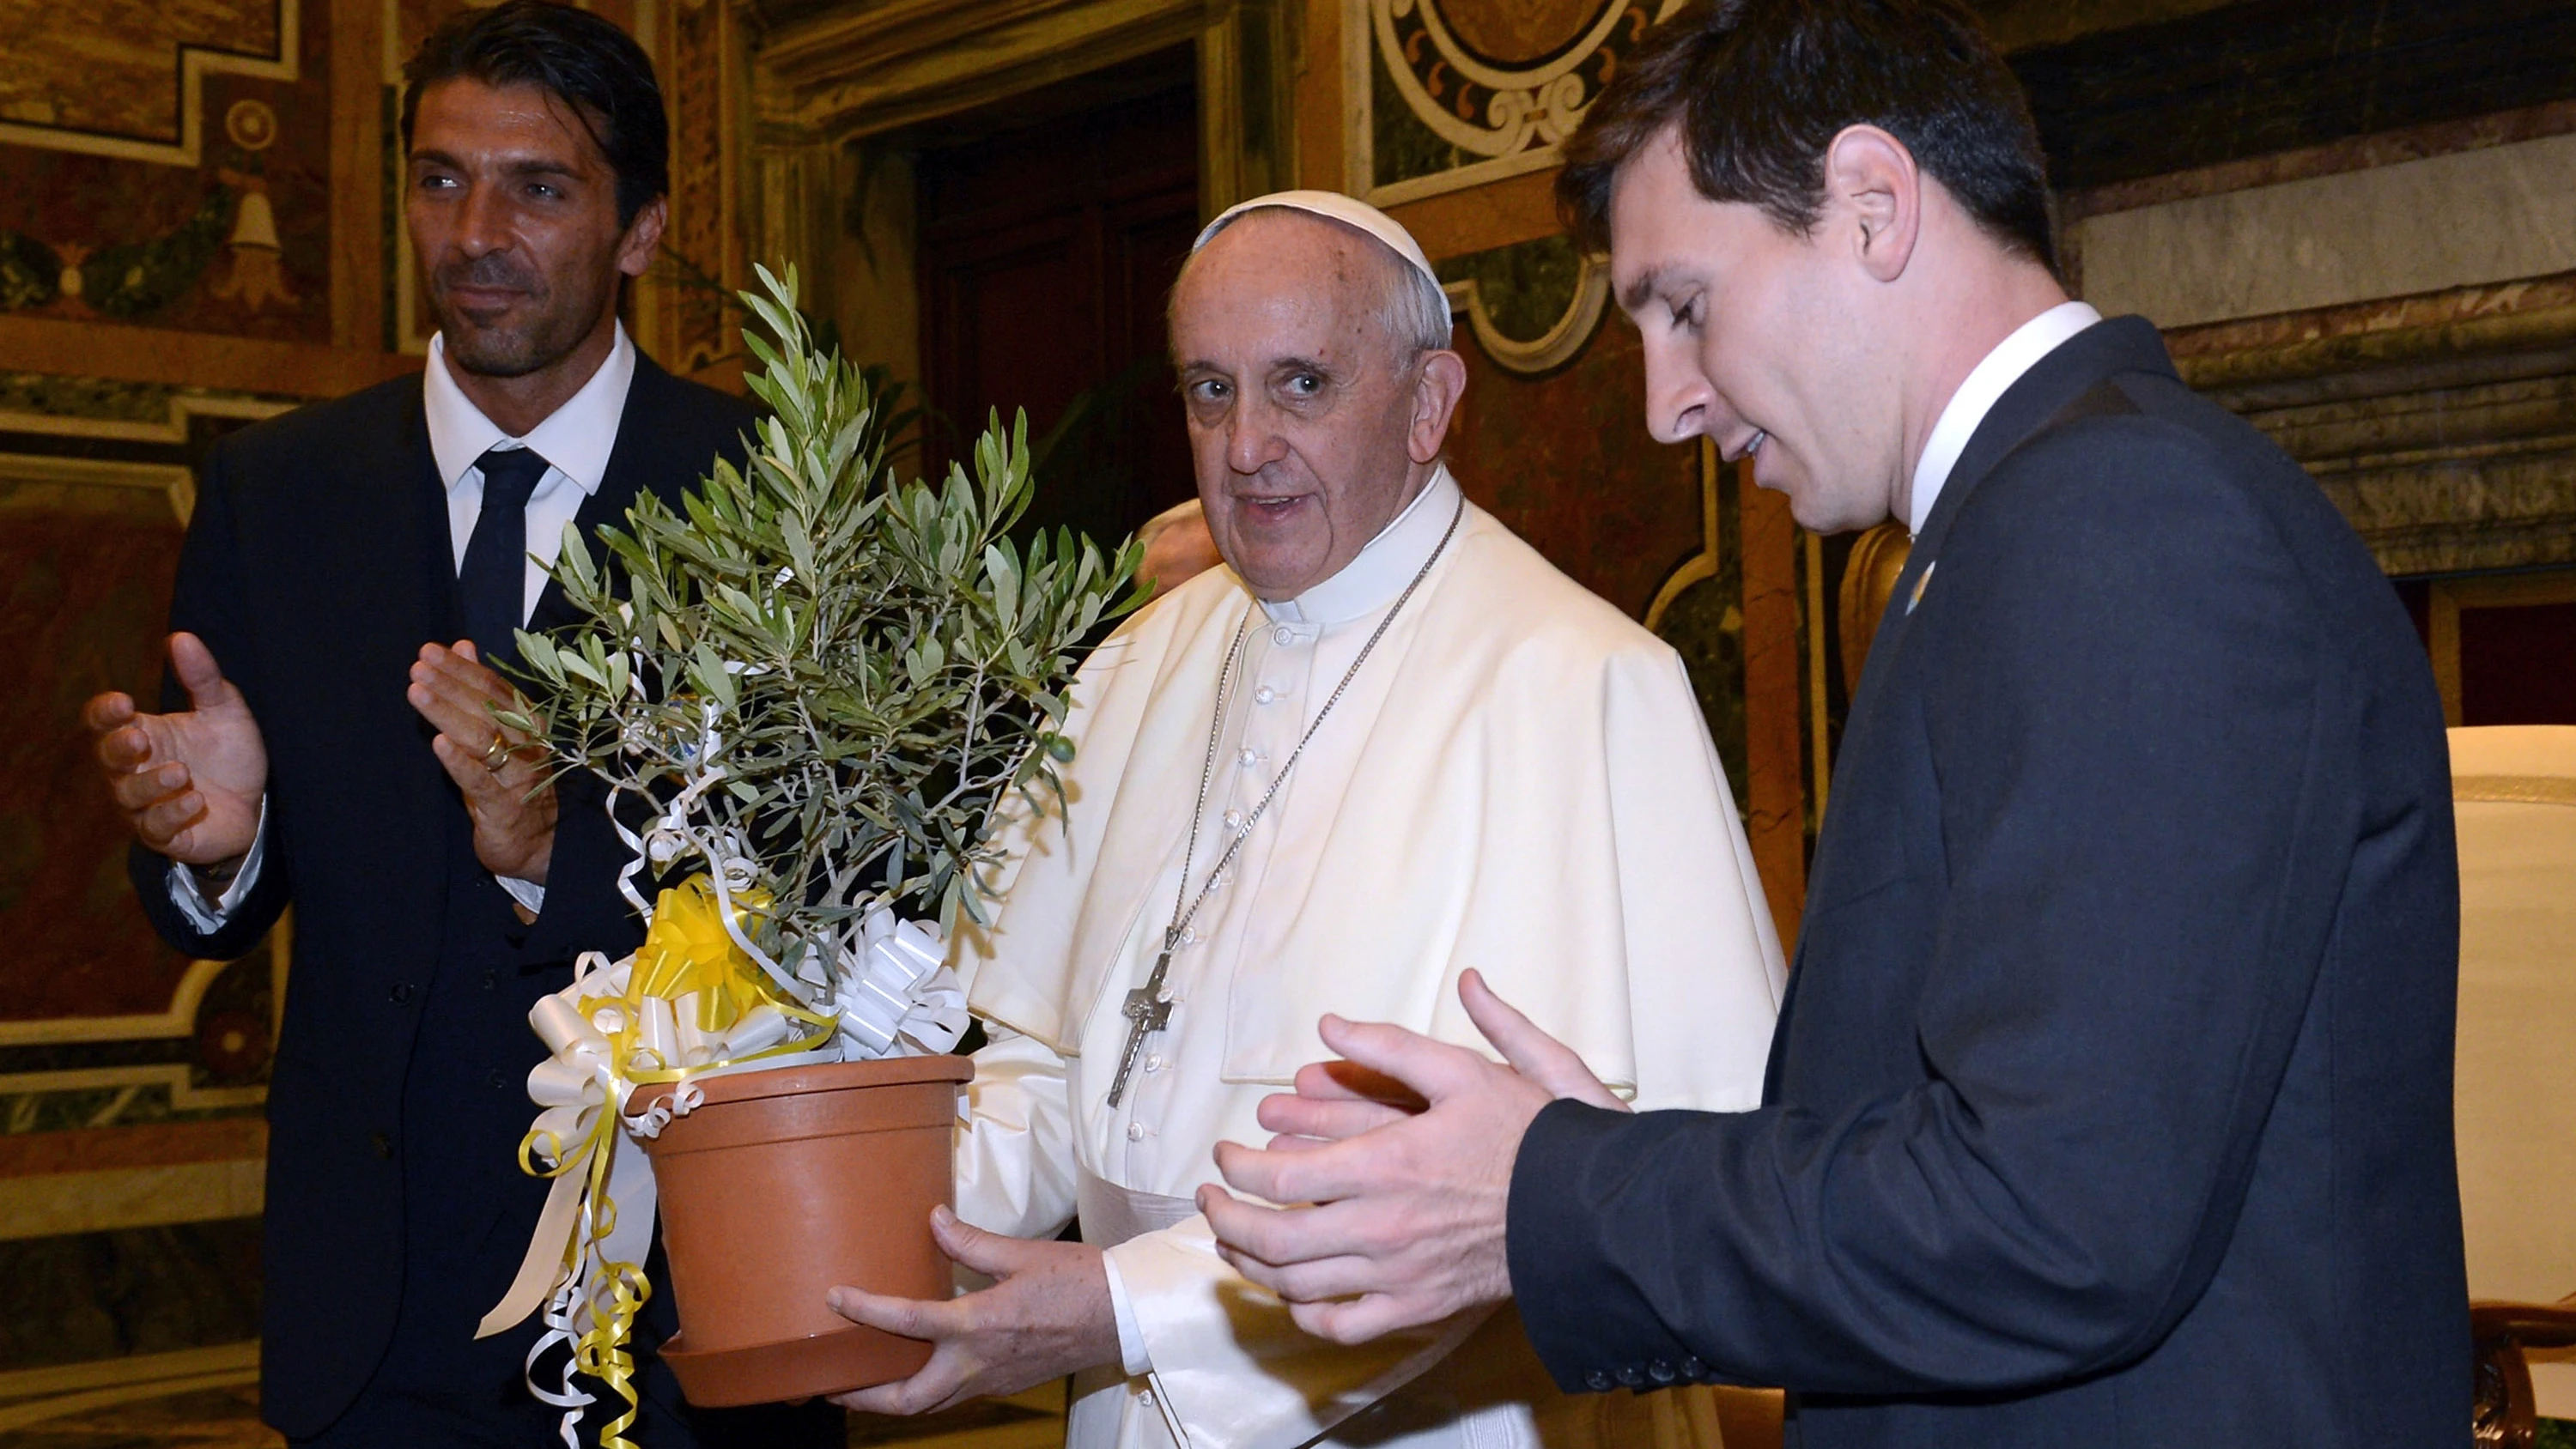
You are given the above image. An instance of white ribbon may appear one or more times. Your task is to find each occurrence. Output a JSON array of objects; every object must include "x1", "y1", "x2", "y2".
[{"x1": 832, "y1": 906, "x2": 969, "y2": 1060}]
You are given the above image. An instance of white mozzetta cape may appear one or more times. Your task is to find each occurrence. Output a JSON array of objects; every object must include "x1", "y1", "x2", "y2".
[
  {"x1": 963, "y1": 499, "x2": 1781, "y2": 1100},
  {"x1": 952, "y1": 493, "x2": 1786, "y2": 1449}
]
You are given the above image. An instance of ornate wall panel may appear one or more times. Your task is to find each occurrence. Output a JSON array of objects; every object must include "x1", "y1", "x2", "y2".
[
  {"x1": 0, "y1": 1, "x2": 330, "y2": 347},
  {"x1": 1444, "y1": 295, "x2": 1697, "y2": 621},
  {"x1": 0, "y1": 0, "x2": 299, "y2": 167},
  {"x1": 1346, "y1": 0, "x2": 1680, "y2": 208},
  {"x1": 1436, "y1": 233, "x2": 1609, "y2": 377}
]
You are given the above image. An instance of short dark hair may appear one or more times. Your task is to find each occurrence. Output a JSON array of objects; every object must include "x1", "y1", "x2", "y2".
[
  {"x1": 1558, "y1": 0, "x2": 2056, "y2": 273},
  {"x1": 400, "y1": 0, "x2": 669, "y2": 227}
]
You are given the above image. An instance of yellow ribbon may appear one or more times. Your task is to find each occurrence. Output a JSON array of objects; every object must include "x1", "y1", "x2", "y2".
[{"x1": 491, "y1": 875, "x2": 840, "y2": 1449}]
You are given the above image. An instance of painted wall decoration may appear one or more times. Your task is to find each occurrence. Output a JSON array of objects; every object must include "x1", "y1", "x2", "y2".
[
  {"x1": 1349, "y1": 0, "x2": 1683, "y2": 207},
  {"x1": 0, "y1": 3, "x2": 329, "y2": 344},
  {"x1": 1, "y1": 471, "x2": 195, "y2": 1025},
  {"x1": 0, "y1": 448, "x2": 284, "y2": 1100},
  {"x1": 0, "y1": 0, "x2": 296, "y2": 165},
  {"x1": 1436, "y1": 233, "x2": 1610, "y2": 376}
]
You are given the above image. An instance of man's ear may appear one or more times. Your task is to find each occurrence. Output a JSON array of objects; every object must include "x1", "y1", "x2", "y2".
[
  {"x1": 1822, "y1": 125, "x2": 1921, "y2": 286},
  {"x1": 1408, "y1": 349, "x2": 1468, "y2": 464},
  {"x1": 617, "y1": 195, "x2": 669, "y2": 279}
]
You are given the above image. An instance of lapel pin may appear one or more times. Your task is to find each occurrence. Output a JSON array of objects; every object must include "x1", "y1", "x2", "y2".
[{"x1": 1906, "y1": 561, "x2": 1936, "y2": 615}]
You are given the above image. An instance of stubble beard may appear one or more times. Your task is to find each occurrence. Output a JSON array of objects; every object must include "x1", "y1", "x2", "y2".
[{"x1": 433, "y1": 258, "x2": 611, "y2": 380}]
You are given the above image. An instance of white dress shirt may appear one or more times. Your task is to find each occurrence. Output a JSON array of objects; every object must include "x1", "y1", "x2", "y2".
[
  {"x1": 171, "y1": 324, "x2": 638, "y2": 928},
  {"x1": 1907, "y1": 300, "x2": 2101, "y2": 537}
]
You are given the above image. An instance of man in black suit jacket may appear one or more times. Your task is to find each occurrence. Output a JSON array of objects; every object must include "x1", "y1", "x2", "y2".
[
  {"x1": 1199, "y1": 3, "x2": 2468, "y2": 1446},
  {"x1": 82, "y1": 5, "x2": 839, "y2": 1445}
]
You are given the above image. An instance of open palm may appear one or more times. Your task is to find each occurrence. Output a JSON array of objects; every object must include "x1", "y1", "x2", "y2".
[{"x1": 84, "y1": 632, "x2": 269, "y2": 864}]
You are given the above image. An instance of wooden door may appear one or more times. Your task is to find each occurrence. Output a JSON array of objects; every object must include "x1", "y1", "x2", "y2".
[{"x1": 917, "y1": 76, "x2": 1200, "y2": 554}]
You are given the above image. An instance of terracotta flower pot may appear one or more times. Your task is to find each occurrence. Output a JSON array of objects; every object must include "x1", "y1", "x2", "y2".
[{"x1": 635, "y1": 1053, "x2": 974, "y2": 1406}]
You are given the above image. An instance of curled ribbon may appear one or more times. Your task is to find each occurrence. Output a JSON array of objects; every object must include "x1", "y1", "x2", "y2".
[{"x1": 479, "y1": 875, "x2": 969, "y2": 1449}]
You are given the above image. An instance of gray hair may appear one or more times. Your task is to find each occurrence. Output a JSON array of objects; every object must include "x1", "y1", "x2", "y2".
[{"x1": 1184, "y1": 206, "x2": 1455, "y2": 361}]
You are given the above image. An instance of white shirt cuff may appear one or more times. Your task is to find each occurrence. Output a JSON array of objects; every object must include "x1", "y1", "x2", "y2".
[
  {"x1": 1101, "y1": 1242, "x2": 1152, "y2": 1377},
  {"x1": 495, "y1": 873, "x2": 547, "y2": 915},
  {"x1": 167, "y1": 796, "x2": 270, "y2": 933}
]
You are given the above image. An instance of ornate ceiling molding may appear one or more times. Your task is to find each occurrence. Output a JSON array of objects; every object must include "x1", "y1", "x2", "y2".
[
  {"x1": 2175, "y1": 273, "x2": 2576, "y2": 577},
  {"x1": 747, "y1": 0, "x2": 1212, "y2": 142}
]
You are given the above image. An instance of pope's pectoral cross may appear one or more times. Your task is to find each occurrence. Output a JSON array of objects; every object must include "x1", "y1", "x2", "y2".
[{"x1": 1108, "y1": 930, "x2": 1181, "y2": 1107}]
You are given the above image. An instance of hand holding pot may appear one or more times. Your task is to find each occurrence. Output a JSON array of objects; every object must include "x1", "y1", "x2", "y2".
[{"x1": 824, "y1": 1205, "x2": 1119, "y2": 1415}]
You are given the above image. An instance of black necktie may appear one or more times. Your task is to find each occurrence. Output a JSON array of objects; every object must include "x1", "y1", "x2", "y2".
[{"x1": 459, "y1": 446, "x2": 551, "y2": 670}]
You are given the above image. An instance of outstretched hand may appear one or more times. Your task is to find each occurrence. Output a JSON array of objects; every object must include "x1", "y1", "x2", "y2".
[
  {"x1": 83, "y1": 631, "x2": 268, "y2": 867},
  {"x1": 1200, "y1": 970, "x2": 1625, "y2": 1344},
  {"x1": 825, "y1": 1206, "x2": 1121, "y2": 1416},
  {"x1": 408, "y1": 640, "x2": 557, "y2": 885}
]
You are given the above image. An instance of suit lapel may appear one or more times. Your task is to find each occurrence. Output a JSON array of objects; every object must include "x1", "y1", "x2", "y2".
[
  {"x1": 288, "y1": 379, "x2": 459, "y2": 955},
  {"x1": 526, "y1": 353, "x2": 707, "y2": 636},
  {"x1": 1859, "y1": 316, "x2": 2178, "y2": 681},
  {"x1": 305, "y1": 380, "x2": 459, "y2": 697}
]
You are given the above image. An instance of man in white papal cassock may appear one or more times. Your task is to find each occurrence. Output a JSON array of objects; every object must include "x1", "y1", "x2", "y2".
[{"x1": 821, "y1": 190, "x2": 1786, "y2": 1449}]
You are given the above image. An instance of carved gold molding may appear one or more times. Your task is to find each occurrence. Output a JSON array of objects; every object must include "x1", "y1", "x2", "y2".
[
  {"x1": 0, "y1": 452, "x2": 197, "y2": 526},
  {"x1": 1442, "y1": 251, "x2": 1609, "y2": 377},
  {"x1": 746, "y1": 0, "x2": 1291, "y2": 200},
  {"x1": 2427, "y1": 570, "x2": 2576, "y2": 730},
  {"x1": 738, "y1": 0, "x2": 1297, "y2": 377},
  {"x1": 1643, "y1": 437, "x2": 1722, "y2": 634},
  {"x1": 0, "y1": 394, "x2": 290, "y2": 449}
]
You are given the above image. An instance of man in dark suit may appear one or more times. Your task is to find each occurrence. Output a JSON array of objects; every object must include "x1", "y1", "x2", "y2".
[
  {"x1": 1198, "y1": 2, "x2": 2468, "y2": 1445},
  {"x1": 81, "y1": 4, "x2": 840, "y2": 1446}
]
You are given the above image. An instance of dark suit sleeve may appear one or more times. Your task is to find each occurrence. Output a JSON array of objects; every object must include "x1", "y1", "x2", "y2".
[
  {"x1": 1508, "y1": 419, "x2": 2357, "y2": 1396},
  {"x1": 127, "y1": 435, "x2": 292, "y2": 961}
]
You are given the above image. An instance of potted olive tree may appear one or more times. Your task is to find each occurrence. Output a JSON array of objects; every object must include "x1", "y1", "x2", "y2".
[{"x1": 476, "y1": 267, "x2": 1136, "y2": 1444}]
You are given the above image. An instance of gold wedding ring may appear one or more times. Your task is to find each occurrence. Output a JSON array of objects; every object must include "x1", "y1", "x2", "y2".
[{"x1": 483, "y1": 731, "x2": 512, "y2": 772}]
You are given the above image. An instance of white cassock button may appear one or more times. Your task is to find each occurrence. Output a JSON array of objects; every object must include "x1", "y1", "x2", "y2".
[
  {"x1": 1223, "y1": 809, "x2": 1244, "y2": 831},
  {"x1": 1254, "y1": 685, "x2": 1277, "y2": 705},
  {"x1": 1145, "y1": 1054, "x2": 1165, "y2": 1073},
  {"x1": 1273, "y1": 625, "x2": 1295, "y2": 646},
  {"x1": 1238, "y1": 748, "x2": 1259, "y2": 768},
  {"x1": 1127, "y1": 1122, "x2": 1147, "y2": 1141}
]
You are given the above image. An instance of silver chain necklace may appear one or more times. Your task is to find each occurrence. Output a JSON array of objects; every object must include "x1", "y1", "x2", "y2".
[{"x1": 1107, "y1": 494, "x2": 1466, "y2": 1106}]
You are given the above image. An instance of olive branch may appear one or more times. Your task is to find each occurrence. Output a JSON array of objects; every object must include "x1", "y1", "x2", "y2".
[{"x1": 514, "y1": 264, "x2": 1141, "y2": 980}]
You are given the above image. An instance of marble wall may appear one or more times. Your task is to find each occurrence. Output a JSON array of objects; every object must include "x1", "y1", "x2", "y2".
[{"x1": 2078, "y1": 127, "x2": 2576, "y2": 329}]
